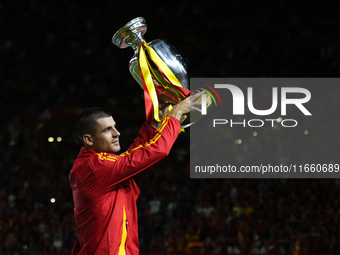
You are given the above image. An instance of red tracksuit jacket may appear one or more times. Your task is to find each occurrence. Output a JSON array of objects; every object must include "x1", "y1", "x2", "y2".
[{"x1": 69, "y1": 116, "x2": 181, "y2": 255}]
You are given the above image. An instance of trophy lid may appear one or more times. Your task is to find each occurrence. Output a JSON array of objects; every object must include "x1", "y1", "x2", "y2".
[{"x1": 112, "y1": 17, "x2": 147, "y2": 49}]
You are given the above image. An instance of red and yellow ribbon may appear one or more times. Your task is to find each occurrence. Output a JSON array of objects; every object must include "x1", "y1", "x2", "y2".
[{"x1": 138, "y1": 40, "x2": 189, "y2": 123}]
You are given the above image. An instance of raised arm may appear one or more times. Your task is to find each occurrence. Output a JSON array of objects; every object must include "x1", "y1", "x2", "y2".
[{"x1": 88, "y1": 91, "x2": 205, "y2": 191}]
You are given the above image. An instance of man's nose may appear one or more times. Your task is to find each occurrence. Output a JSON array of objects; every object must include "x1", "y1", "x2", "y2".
[{"x1": 112, "y1": 128, "x2": 120, "y2": 137}]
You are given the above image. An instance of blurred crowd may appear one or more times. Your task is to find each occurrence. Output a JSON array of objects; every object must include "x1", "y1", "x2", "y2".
[{"x1": 1, "y1": 0, "x2": 340, "y2": 254}]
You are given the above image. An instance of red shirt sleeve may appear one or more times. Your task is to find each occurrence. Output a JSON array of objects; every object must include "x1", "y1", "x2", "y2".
[
  {"x1": 86, "y1": 116, "x2": 181, "y2": 192},
  {"x1": 126, "y1": 119, "x2": 157, "y2": 152}
]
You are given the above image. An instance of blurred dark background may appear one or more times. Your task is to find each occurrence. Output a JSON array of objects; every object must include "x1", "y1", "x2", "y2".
[{"x1": 1, "y1": 0, "x2": 340, "y2": 254}]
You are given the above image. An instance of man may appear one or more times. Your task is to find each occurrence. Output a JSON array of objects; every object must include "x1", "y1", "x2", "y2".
[{"x1": 69, "y1": 92, "x2": 204, "y2": 255}]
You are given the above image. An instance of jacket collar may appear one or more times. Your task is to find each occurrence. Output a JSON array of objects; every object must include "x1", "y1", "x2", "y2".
[{"x1": 78, "y1": 146, "x2": 96, "y2": 158}]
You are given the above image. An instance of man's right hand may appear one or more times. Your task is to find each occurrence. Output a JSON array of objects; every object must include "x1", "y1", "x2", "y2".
[{"x1": 167, "y1": 91, "x2": 206, "y2": 121}]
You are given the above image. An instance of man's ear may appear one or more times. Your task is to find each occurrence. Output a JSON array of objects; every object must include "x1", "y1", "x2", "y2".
[{"x1": 83, "y1": 134, "x2": 93, "y2": 147}]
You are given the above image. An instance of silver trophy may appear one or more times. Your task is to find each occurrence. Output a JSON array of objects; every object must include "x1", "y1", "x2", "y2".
[{"x1": 112, "y1": 17, "x2": 210, "y2": 128}]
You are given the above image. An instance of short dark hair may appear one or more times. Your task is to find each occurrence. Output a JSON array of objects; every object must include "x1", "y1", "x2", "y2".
[{"x1": 75, "y1": 107, "x2": 112, "y2": 144}]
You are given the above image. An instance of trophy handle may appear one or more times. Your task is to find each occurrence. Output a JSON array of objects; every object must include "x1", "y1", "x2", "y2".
[{"x1": 112, "y1": 17, "x2": 147, "y2": 50}]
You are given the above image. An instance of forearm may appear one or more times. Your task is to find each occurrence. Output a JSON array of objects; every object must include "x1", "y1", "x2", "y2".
[{"x1": 167, "y1": 104, "x2": 185, "y2": 121}]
